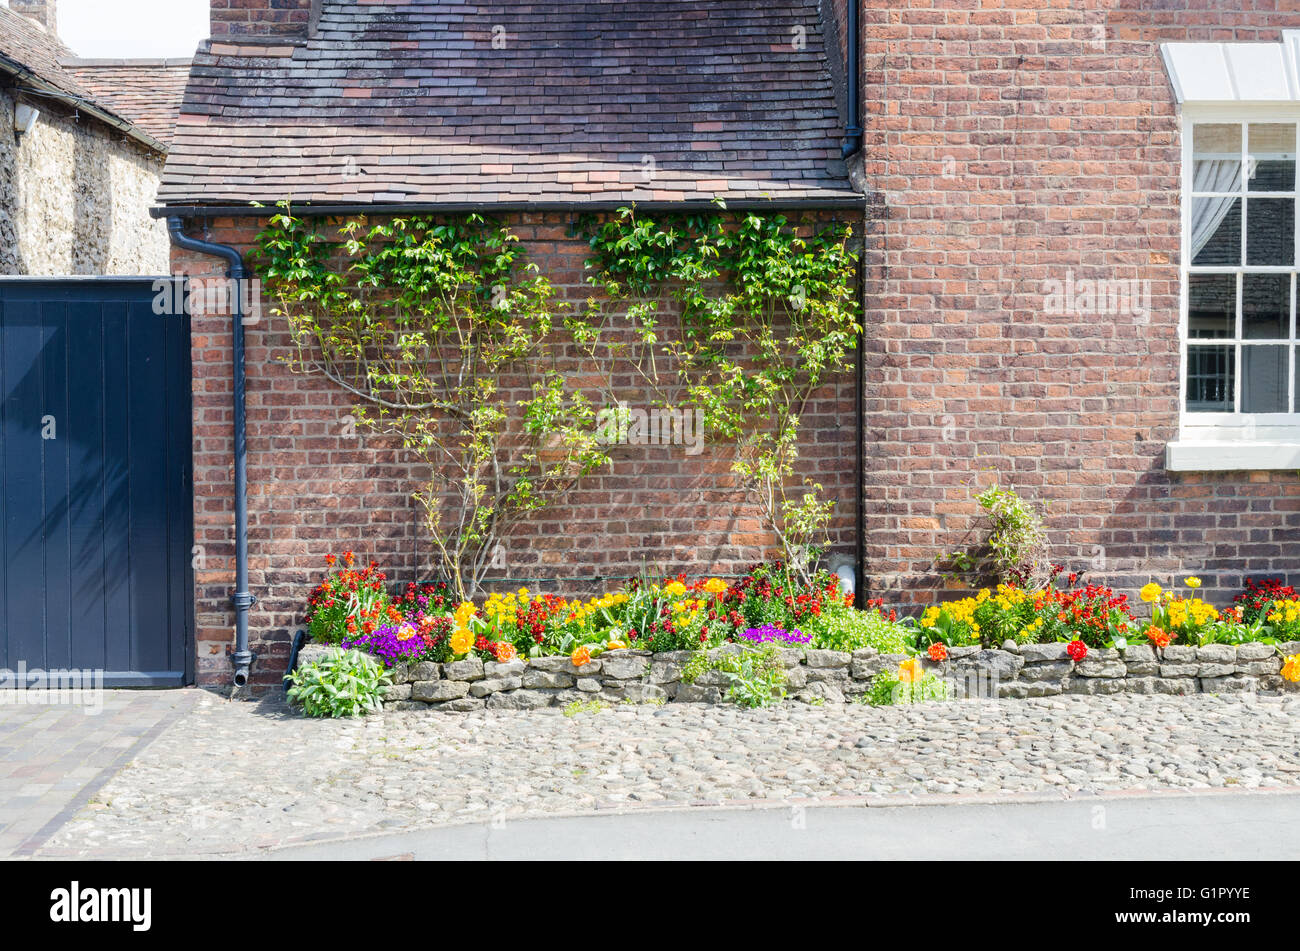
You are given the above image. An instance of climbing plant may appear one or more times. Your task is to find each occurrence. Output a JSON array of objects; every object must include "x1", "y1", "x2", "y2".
[
  {"x1": 254, "y1": 205, "x2": 609, "y2": 600},
  {"x1": 254, "y1": 202, "x2": 860, "y2": 595},
  {"x1": 577, "y1": 206, "x2": 861, "y2": 583}
]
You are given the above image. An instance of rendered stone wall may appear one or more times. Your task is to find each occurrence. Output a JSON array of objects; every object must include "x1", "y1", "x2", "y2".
[
  {"x1": 297, "y1": 641, "x2": 1300, "y2": 713},
  {"x1": 0, "y1": 87, "x2": 168, "y2": 276}
]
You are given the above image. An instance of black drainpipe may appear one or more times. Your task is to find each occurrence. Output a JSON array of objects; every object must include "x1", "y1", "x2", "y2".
[
  {"x1": 841, "y1": 0, "x2": 863, "y2": 159},
  {"x1": 855, "y1": 248, "x2": 866, "y2": 607},
  {"x1": 166, "y1": 217, "x2": 256, "y2": 688}
]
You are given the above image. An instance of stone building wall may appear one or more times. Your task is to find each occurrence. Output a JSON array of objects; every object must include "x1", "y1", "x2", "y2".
[{"x1": 0, "y1": 86, "x2": 168, "y2": 276}]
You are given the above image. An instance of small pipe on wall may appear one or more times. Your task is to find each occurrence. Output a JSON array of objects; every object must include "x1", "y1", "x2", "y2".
[{"x1": 165, "y1": 217, "x2": 256, "y2": 688}]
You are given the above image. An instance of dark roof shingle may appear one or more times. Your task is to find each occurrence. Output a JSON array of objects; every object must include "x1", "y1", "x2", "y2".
[{"x1": 159, "y1": 0, "x2": 858, "y2": 207}]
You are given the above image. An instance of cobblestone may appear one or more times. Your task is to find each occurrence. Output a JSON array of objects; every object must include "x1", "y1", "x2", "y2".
[{"x1": 36, "y1": 690, "x2": 1300, "y2": 857}]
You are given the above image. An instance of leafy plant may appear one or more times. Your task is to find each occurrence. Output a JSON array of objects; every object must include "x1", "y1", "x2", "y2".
[
  {"x1": 939, "y1": 484, "x2": 1048, "y2": 586},
  {"x1": 681, "y1": 645, "x2": 788, "y2": 708},
  {"x1": 811, "y1": 603, "x2": 912, "y2": 653},
  {"x1": 975, "y1": 484, "x2": 1048, "y2": 584},
  {"x1": 865, "y1": 659, "x2": 950, "y2": 706},
  {"x1": 580, "y1": 208, "x2": 861, "y2": 584},
  {"x1": 562, "y1": 698, "x2": 609, "y2": 717},
  {"x1": 256, "y1": 207, "x2": 611, "y2": 601},
  {"x1": 285, "y1": 648, "x2": 391, "y2": 718}
]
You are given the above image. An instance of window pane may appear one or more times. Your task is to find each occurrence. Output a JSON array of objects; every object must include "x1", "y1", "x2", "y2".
[
  {"x1": 1186, "y1": 345, "x2": 1235, "y2": 412},
  {"x1": 1242, "y1": 273, "x2": 1289, "y2": 339},
  {"x1": 1245, "y1": 198, "x2": 1294, "y2": 266},
  {"x1": 1242, "y1": 345, "x2": 1289, "y2": 412},
  {"x1": 1189, "y1": 273, "x2": 1236, "y2": 338},
  {"x1": 1248, "y1": 123, "x2": 1296, "y2": 191},
  {"x1": 1193, "y1": 123, "x2": 1241, "y2": 191},
  {"x1": 1191, "y1": 197, "x2": 1241, "y2": 266}
]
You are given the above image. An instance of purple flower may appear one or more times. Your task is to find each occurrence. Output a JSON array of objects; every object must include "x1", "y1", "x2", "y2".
[
  {"x1": 740, "y1": 624, "x2": 810, "y2": 645},
  {"x1": 343, "y1": 623, "x2": 428, "y2": 665}
]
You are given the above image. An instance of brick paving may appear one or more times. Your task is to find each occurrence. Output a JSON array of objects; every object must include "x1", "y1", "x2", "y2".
[{"x1": 0, "y1": 689, "x2": 197, "y2": 858}]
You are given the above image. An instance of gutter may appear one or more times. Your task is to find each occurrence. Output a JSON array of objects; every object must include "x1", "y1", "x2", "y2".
[
  {"x1": 149, "y1": 196, "x2": 869, "y2": 219},
  {"x1": 165, "y1": 217, "x2": 256, "y2": 689},
  {"x1": 841, "y1": 0, "x2": 863, "y2": 159},
  {"x1": 0, "y1": 53, "x2": 166, "y2": 153}
]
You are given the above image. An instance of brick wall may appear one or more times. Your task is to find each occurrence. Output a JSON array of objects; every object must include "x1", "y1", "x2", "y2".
[
  {"x1": 175, "y1": 212, "x2": 859, "y2": 688},
  {"x1": 210, "y1": 0, "x2": 315, "y2": 39},
  {"x1": 858, "y1": 0, "x2": 1300, "y2": 611}
]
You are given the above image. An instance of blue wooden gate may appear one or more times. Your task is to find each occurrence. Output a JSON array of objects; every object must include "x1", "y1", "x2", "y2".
[{"x1": 0, "y1": 279, "x2": 192, "y2": 687}]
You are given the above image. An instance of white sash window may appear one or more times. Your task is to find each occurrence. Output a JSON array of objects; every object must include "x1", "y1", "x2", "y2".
[{"x1": 1164, "y1": 38, "x2": 1300, "y2": 469}]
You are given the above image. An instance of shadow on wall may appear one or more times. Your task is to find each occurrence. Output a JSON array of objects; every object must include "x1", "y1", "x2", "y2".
[
  {"x1": 71, "y1": 117, "x2": 111, "y2": 275},
  {"x1": 0, "y1": 88, "x2": 26, "y2": 275}
]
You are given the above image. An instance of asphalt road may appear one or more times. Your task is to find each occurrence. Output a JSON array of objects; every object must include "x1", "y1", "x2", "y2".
[{"x1": 264, "y1": 791, "x2": 1300, "y2": 861}]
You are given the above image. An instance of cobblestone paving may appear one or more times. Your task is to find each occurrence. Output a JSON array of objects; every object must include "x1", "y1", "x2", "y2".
[
  {"x1": 0, "y1": 689, "x2": 196, "y2": 858},
  {"x1": 38, "y1": 690, "x2": 1300, "y2": 857}
]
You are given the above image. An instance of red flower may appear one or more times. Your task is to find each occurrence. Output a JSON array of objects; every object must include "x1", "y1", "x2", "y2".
[
  {"x1": 927, "y1": 643, "x2": 948, "y2": 662},
  {"x1": 1066, "y1": 640, "x2": 1088, "y2": 663}
]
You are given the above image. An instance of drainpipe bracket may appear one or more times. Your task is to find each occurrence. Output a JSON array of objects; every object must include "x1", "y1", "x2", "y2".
[{"x1": 232, "y1": 592, "x2": 257, "y2": 611}]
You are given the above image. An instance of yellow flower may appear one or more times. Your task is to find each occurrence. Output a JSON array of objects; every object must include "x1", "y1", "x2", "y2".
[
  {"x1": 607, "y1": 640, "x2": 627, "y2": 651},
  {"x1": 898, "y1": 658, "x2": 922, "y2": 683},
  {"x1": 1282, "y1": 654, "x2": 1300, "y2": 683},
  {"x1": 664, "y1": 581, "x2": 687, "y2": 598},
  {"x1": 396, "y1": 623, "x2": 417, "y2": 642},
  {"x1": 1140, "y1": 582, "x2": 1162, "y2": 603},
  {"x1": 703, "y1": 577, "x2": 728, "y2": 595},
  {"x1": 450, "y1": 629, "x2": 473, "y2": 656},
  {"x1": 1184, "y1": 576, "x2": 1202, "y2": 589}
]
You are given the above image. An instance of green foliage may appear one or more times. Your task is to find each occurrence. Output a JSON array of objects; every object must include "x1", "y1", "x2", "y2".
[
  {"x1": 580, "y1": 208, "x2": 861, "y2": 583},
  {"x1": 680, "y1": 645, "x2": 788, "y2": 708},
  {"x1": 811, "y1": 605, "x2": 913, "y2": 654},
  {"x1": 976, "y1": 484, "x2": 1048, "y2": 583},
  {"x1": 255, "y1": 205, "x2": 610, "y2": 601},
  {"x1": 940, "y1": 484, "x2": 1048, "y2": 585},
  {"x1": 562, "y1": 698, "x2": 610, "y2": 717},
  {"x1": 865, "y1": 665, "x2": 951, "y2": 707},
  {"x1": 285, "y1": 648, "x2": 391, "y2": 718}
]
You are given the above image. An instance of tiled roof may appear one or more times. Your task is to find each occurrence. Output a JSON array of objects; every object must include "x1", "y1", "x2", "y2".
[
  {"x1": 0, "y1": 3, "x2": 96, "y2": 100},
  {"x1": 158, "y1": 0, "x2": 859, "y2": 208},
  {"x1": 65, "y1": 60, "x2": 192, "y2": 148},
  {"x1": 0, "y1": 5, "x2": 180, "y2": 152}
]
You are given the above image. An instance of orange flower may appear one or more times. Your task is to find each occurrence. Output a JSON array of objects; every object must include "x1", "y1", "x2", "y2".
[
  {"x1": 1143, "y1": 625, "x2": 1173, "y2": 650},
  {"x1": 493, "y1": 642, "x2": 517, "y2": 663},
  {"x1": 927, "y1": 642, "x2": 948, "y2": 662},
  {"x1": 571, "y1": 646, "x2": 591, "y2": 667}
]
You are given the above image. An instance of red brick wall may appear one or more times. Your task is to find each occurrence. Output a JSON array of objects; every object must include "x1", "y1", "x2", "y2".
[
  {"x1": 210, "y1": 0, "x2": 315, "y2": 38},
  {"x1": 174, "y1": 212, "x2": 859, "y2": 687},
  {"x1": 858, "y1": 0, "x2": 1300, "y2": 611}
]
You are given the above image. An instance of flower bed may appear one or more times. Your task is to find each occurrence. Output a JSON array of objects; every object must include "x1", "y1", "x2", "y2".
[{"x1": 290, "y1": 557, "x2": 1300, "y2": 715}]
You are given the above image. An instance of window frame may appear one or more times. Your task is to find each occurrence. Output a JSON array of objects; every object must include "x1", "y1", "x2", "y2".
[{"x1": 1178, "y1": 104, "x2": 1300, "y2": 449}]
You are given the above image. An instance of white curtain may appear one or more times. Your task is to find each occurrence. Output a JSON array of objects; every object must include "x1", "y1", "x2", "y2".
[{"x1": 1191, "y1": 160, "x2": 1242, "y2": 260}]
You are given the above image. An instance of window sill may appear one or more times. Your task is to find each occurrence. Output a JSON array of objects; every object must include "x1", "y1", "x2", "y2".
[{"x1": 1166, "y1": 441, "x2": 1300, "y2": 471}]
